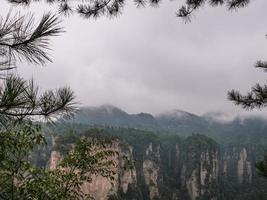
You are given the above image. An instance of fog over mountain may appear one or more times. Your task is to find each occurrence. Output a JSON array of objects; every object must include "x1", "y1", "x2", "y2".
[
  {"x1": 1, "y1": 1, "x2": 267, "y2": 116},
  {"x1": 64, "y1": 105, "x2": 267, "y2": 144}
]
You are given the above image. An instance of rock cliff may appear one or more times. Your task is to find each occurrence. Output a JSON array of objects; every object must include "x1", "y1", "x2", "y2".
[{"x1": 48, "y1": 134, "x2": 263, "y2": 200}]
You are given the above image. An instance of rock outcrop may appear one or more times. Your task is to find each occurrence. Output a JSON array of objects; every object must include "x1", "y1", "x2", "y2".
[{"x1": 49, "y1": 135, "x2": 260, "y2": 200}]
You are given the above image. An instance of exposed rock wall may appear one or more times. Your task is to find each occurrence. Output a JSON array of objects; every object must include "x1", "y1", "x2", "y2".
[
  {"x1": 222, "y1": 146, "x2": 254, "y2": 185},
  {"x1": 49, "y1": 151, "x2": 61, "y2": 171},
  {"x1": 181, "y1": 147, "x2": 219, "y2": 200},
  {"x1": 49, "y1": 142, "x2": 137, "y2": 200},
  {"x1": 143, "y1": 143, "x2": 160, "y2": 200},
  {"x1": 49, "y1": 136, "x2": 258, "y2": 200},
  {"x1": 186, "y1": 169, "x2": 199, "y2": 200},
  {"x1": 237, "y1": 148, "x2": 247, "y2": 183}
]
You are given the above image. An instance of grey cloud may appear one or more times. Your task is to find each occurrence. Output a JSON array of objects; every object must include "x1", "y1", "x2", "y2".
[{"x1": 1, "y1": 0, "x2": 267, "y2": 116}]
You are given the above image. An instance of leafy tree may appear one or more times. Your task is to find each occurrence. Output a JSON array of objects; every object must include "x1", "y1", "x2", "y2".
[
  {"x1": 0, "y1": 11, "x2": 117, "y2": 199},
  {"x1": 0, "y1": 121, "x2": 45, "y2": 200},
  {"x1": 21, "y1": 136, "x2": 117, "y2": 200},
  {"x1": 0, "y1": 121, "x2": 117, "y2": 199}
]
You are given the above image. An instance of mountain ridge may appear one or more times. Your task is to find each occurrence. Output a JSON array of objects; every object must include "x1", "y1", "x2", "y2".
[{"x1": 66, "y1": 105, "x2": 267, "y2": 144}]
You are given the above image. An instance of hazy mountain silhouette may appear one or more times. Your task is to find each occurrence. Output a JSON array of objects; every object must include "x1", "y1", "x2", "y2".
[{"x1": 68, "y1": 105, "x2": 267, "y2": 143}]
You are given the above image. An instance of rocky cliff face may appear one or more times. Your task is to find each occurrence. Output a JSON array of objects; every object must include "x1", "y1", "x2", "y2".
[
  {"x1": 181, "y1": 150, "x2": 219, "y2": 200},
  {"x1": 49, "y1": 134, "x2": 262, "y2": 200},
  {"x1": 142, "y1": 143, "x2": 160, "y2": 199},
  {"x1": 178, "y1": 135, "x2": 219, "y2": 200},
  {"x1": 79, "y1": 144, "x2": 138, "y2": 200},
  {"x1": 50, "y1": 142, "x2": 137, "y2": 200},
  {"x1": 222, "y1": 146, "x2": 254, "y2": 186}
]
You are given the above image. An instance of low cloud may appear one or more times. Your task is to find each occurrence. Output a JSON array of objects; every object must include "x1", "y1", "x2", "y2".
[{"x1": 1, "y1": 1, "x2": 267, "y2": 116}]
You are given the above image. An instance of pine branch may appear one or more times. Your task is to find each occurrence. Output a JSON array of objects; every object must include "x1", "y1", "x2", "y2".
[
  {"x1": 0, "y1": 76, "x2": 76, "y2": 122},
  {"x1": 77, "y1": 0, "x2": 125, "y2": 18},
  {"x1": 176, "y1": 0, "x2": 249, "y2": 21},
  {"x1": 4, "y1": 0, "x2": 252, "y2": 20},
  {"x1": 228, "y1": 0, "x2": 250, "y2": 10},
  {"x1": 228, "y1": 83, "x2": 267, "y2": 110},
  {"x1": 0, "y1": 12, "x2": 63, "y2": 67},
  {"x1": 255, "y1": 61, "x2": 267, "y2": 72}
]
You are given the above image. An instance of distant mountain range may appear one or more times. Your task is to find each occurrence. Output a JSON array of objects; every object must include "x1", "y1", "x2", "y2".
[{"x1": 67, "y1": 105, "x2": 267, "y2": 144}]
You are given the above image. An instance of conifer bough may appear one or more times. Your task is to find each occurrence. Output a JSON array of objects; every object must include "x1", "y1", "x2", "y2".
[
  {"x1": 0, "y1": 12, "x2": 76, "y2": 123},
  {"x1": 6, "y1": 0, "x2": 251, "y2": 19}
]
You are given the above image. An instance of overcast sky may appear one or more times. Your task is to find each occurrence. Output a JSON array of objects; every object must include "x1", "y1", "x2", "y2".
[{"x1": 1, "y1": 0, "x2": 267, "y2": 116}]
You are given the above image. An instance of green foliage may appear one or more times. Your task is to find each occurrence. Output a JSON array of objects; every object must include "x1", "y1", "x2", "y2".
[
  {"x1": 183, "y1": 134, "x2": 218, "y2": 151},
  {"x1": 182, "y1": 134, "x2": 218, "y2": 173},
  {"x1": 0, "y1": 124, "x2": 118, "y2": 200},
  {"x1": 59, "y1": 136, "x2": 117, "y2": 181},
  {"x1": 24, "y1": 136, "x2": 117, "y2": 200},
  {"x1": 59, "y1": 106, "x2": 267, "y2": 146},
  {"x1": 0, "y1": 121, "x2": 45, "y2": 200}
]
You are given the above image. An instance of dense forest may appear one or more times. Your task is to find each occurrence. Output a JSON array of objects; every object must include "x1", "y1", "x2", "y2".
[{"x1": 30, "y1": 106, "x2": 267, "y2": 200}]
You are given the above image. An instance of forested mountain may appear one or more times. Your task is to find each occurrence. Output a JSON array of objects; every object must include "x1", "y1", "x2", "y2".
[
  {"x1": 34, "y1": 105, "x2": 267, "y2": 199},
  {"x1": 68, "y1": 105, "x2": 159, "y2": 130},
  {"x1": 67, "y1": 105, "x2": 267, "y2": 144},
  {"x1": 44, "y1": 127, "x2": 267, "y2": 200}
]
